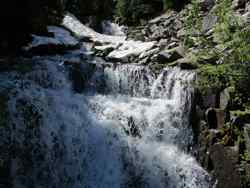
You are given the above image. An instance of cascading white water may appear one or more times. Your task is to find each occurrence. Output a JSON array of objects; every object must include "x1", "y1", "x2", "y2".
[
  {"x1": 1, "y1": 56, "x2": 212, "y2": 188},
  {"x1": 102, "y1": 64, "x2": 155, "y2": 97},
  {"x1": 85, "y1": 64, "x2": 211, "y2": 188},
  {"x1": 0, "y1": 15, "x2": 213, "y2": 188}
]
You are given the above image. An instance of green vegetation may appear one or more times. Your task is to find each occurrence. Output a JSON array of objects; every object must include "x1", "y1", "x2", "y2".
[
  {"x1": 212, "y1": 0, "x2": 237, "y2": 43},
  {"x1": 198, "y1": 63, "x2": 250, "y2": 108},
  {"x1": 184, "y1": 0, "x2": 250, "y2": 108},
  {"x1": 241, "y1": 151, "x2": 250, "y2": 162},
  {"x1": 197, "y1": 64, "x2": 241, "y2": 91},
  {"x1": 184, "y1": 0, "x2": 202, "y2": 48}
]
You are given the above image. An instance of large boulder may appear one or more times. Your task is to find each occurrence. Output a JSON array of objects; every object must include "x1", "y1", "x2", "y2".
[
  {"x1": 209, "y1": 144, "x2": 241, "y2": 188},
  {"x1": 202, "y1": 14, "x2": 218, "y2": 33},
  {"x1": 157, "y1": 46, "x2": 184, "y2": 63}
]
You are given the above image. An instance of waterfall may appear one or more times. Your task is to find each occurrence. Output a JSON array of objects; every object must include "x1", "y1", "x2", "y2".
[
  {"x1": 0, "y1": 14, "x2": 214, "y2": 188},
  {"x1": 0, "y1": 56, "x2": 212, "y2": 188},
  {"x1": 103, "y1": 64, "x2": 155, "y2": 97}
]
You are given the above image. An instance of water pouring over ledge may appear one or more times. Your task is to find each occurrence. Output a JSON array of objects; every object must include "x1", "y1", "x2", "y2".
[{"x1": 0, "y1": 14, "x2": 213, "y2": 188}]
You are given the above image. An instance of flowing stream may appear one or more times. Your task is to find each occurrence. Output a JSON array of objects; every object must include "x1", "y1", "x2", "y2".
[{"x1": 0, "y1": 17, "x2": 213, "y2": 188}]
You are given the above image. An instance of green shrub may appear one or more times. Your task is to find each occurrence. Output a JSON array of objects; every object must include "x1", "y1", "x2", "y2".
[
  {"x1": 198, "y1": 64, "x2": 233, "y2": 94},
  {"x1": 185, "y1": 0, "x2": 250, "y2": 107},
  {"x1": 198, "y1": 63, "x2": 248, "y2": 91},
  {"x1": 184, "y1": 0, "x2": 202, "y2": 48}
]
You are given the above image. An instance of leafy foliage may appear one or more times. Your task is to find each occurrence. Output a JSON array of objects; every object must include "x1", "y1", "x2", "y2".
[
  {"x1": 198, "y1": 63, "x2": 250, "y2": 107},
  {"x1": 184, "y1": 0, "x2": 202, "y2": 48},
  {"x1": 185, "y1": 0, "x2": 250, "y2": 107},
  {"x1": 198, "y1": 64, "x2": 238, "y2": 93}
]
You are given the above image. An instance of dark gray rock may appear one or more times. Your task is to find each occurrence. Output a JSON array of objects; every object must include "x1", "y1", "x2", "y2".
[
  {"x1": 202, "y1": 89, "x2": 218, "y2": 108},
  {"x1": 94, "y1": 45, "x2": 115, "y2": 57},
  {"x1": 157, "y1": 46, "x2": 184, "y2": 63},
  {"x1": 209, "y1": 144, "x2": 241, "y2": 188},
  {"x1": 232, "y1": 0, "x2": 247, "y2": 9},
  {"x1": 202, "y1": 14, "x2": 218, "y2": 33},
  {"x1": 198, "y1": 0, "x2": 215, "y2": 11},
  {"x1": 179, "y1": 62, "x2": 198, "y2": 70}
]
